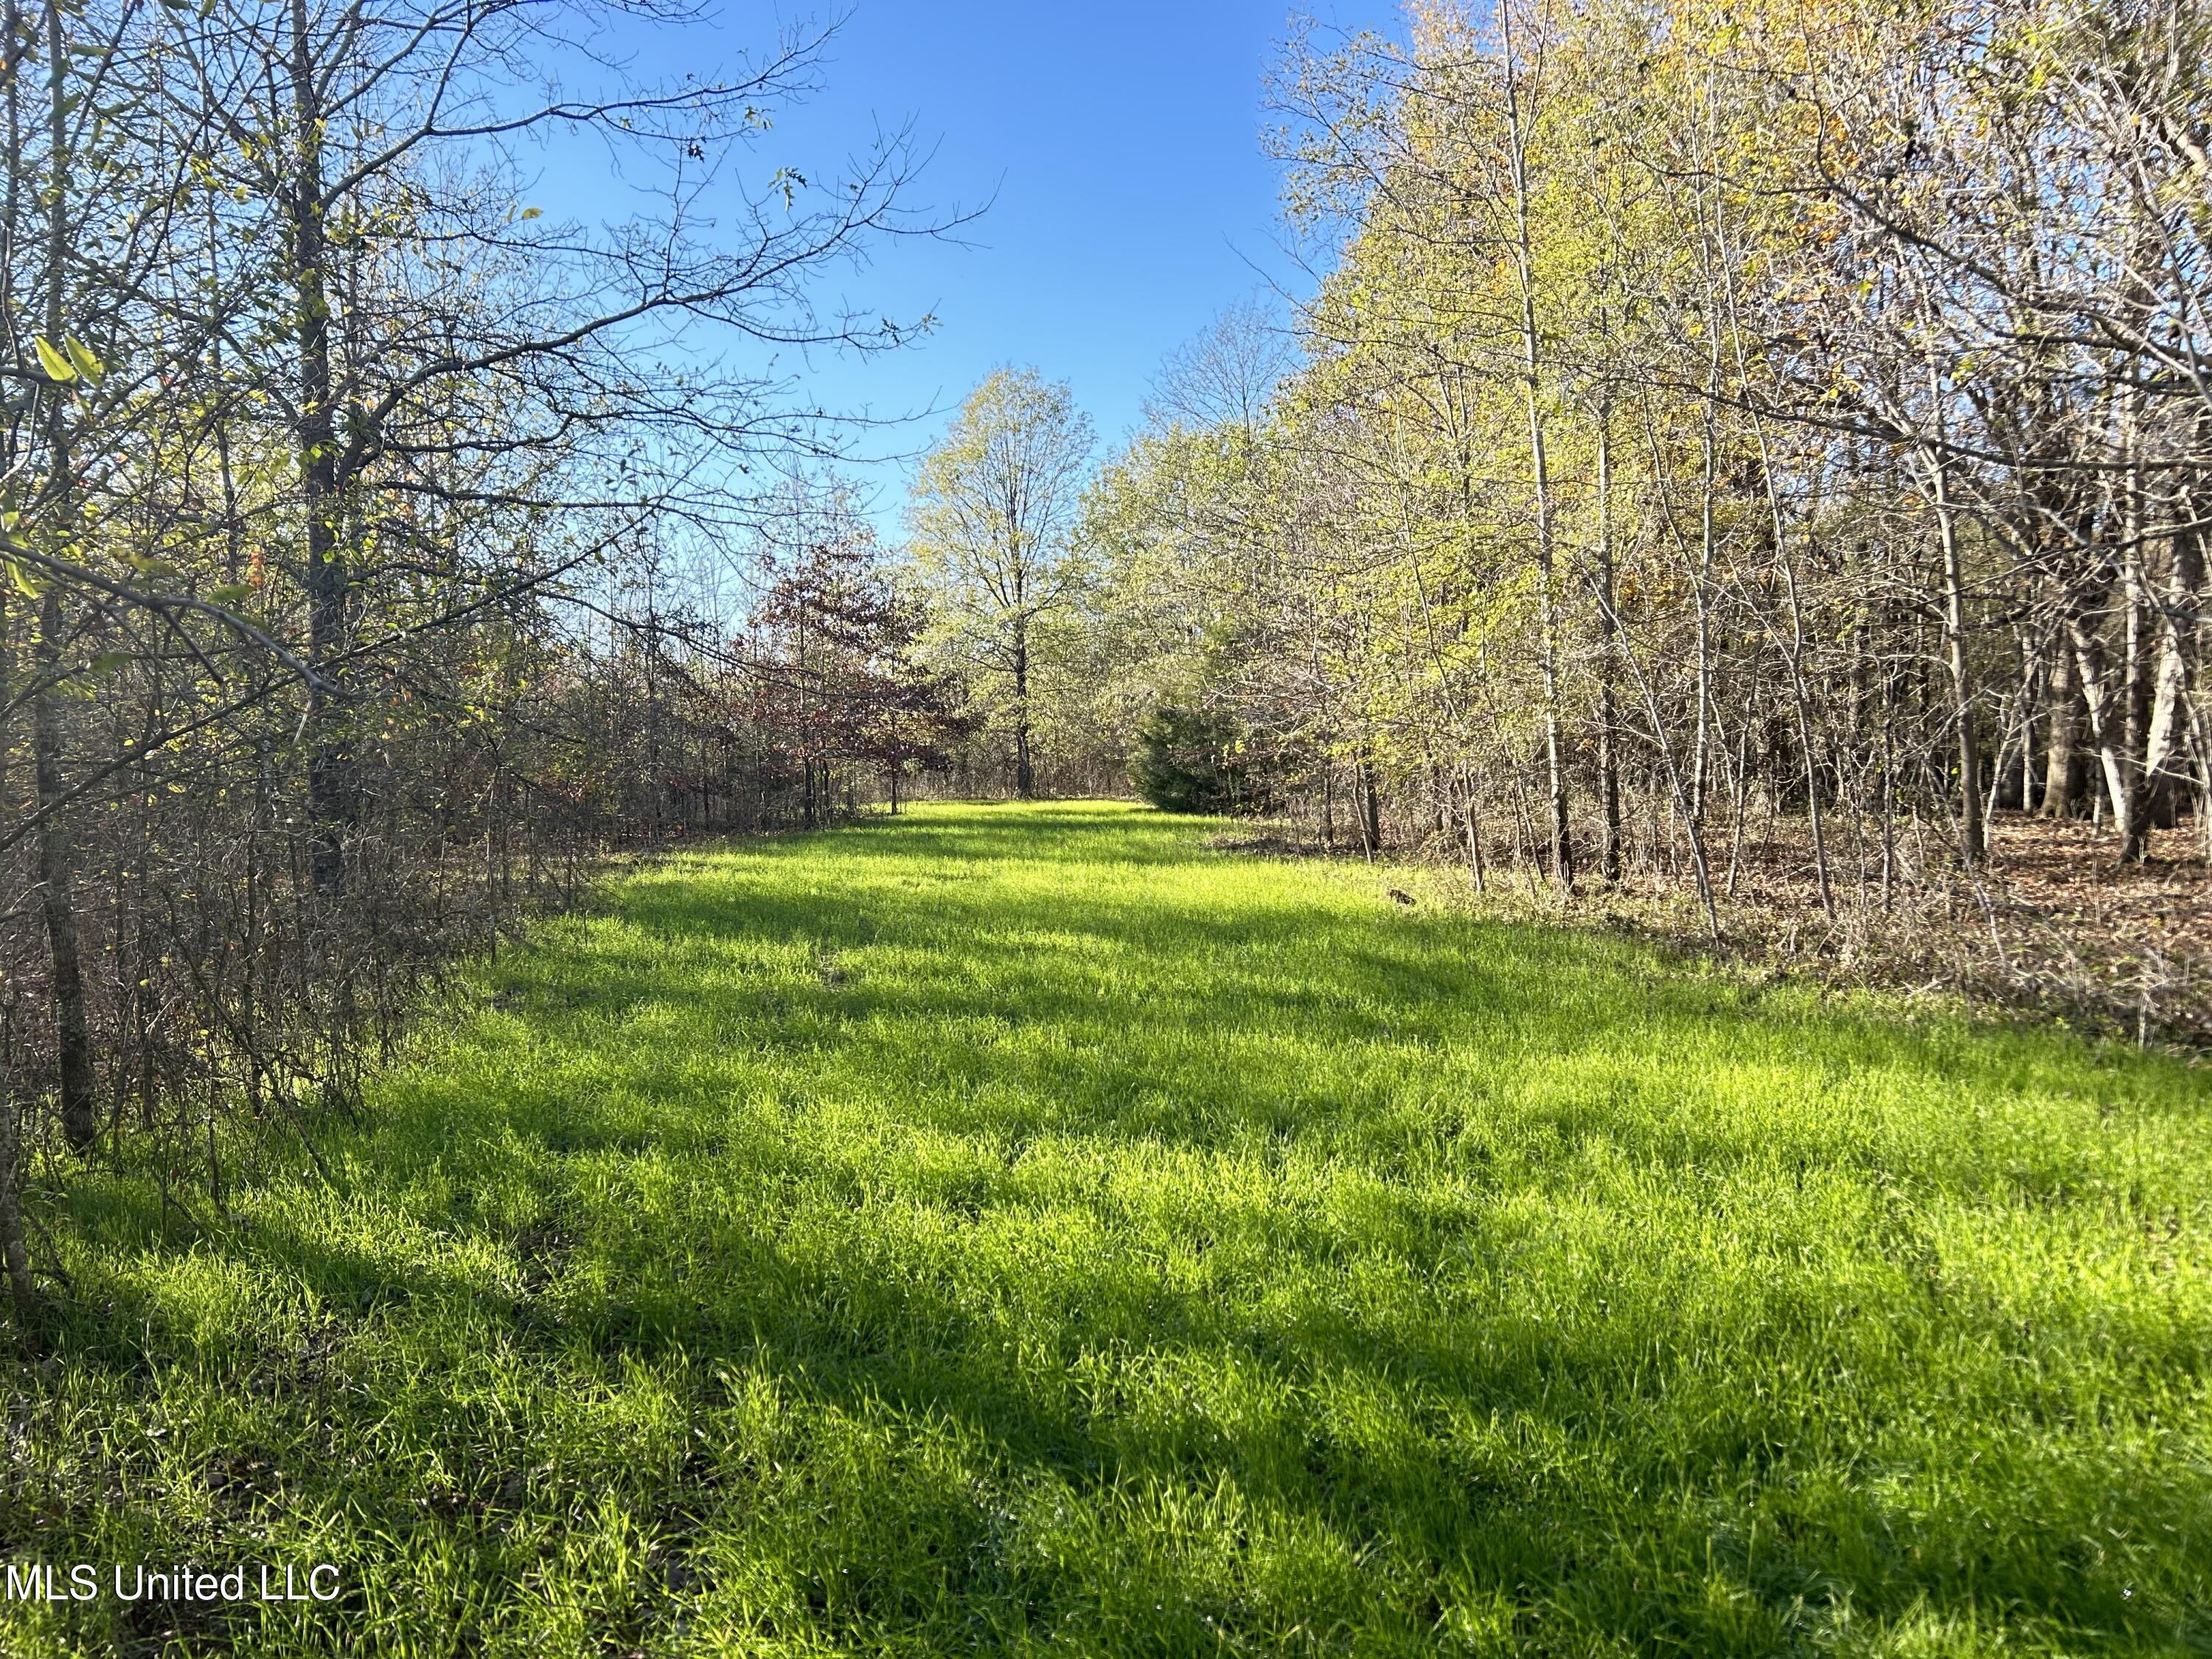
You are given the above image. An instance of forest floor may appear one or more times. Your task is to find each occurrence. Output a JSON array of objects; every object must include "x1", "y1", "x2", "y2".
[
  {"x1": 1219, "y1": 813, "x2": 2212, "y2": 1051},
  {"x1": 5, "y1": 801, "x2": 2208, "y2": 1657}
]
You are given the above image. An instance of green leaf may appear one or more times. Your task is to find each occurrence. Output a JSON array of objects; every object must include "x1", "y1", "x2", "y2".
[
  {"x1": 63, "y1": 337, "x2": 102, "y2": 385},
  {"x1": 88, "y1": 650, "x2": 129, "y2": 677},
  {"x1": 32, "y1": 336, "x2": 74, "y2": 383},
  {"x1": 206, "y1": 582, "x2": 253, "y2": 607}
]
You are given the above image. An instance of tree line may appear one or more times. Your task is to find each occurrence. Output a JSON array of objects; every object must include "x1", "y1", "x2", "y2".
[
  {"x1": 896, "y1": 0, "x2": 2207, "y2": 1035},
  {"x1": 0, "y1": 0, "x2": 970, "y2": 1322},
  {"x1": 1040, "y1": 0, "x2": 2207, "y2": 961}
]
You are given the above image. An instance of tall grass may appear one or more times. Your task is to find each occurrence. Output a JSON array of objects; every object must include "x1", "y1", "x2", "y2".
[{"x1": 3, "y1": 801, "x2": 2205, "y2": 1655}]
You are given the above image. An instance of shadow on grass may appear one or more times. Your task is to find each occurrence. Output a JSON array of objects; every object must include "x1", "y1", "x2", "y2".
[{"x1": 21, "y1": 804, "x2": 2211, "y2": 1657}]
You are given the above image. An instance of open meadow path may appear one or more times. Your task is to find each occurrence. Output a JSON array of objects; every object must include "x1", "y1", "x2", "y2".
[{"x1": 13, "y1": 802, "x2": 2209, "y2": 1656}]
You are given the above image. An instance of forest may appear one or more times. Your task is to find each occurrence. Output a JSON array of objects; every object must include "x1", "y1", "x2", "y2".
[
  {"x1": 0, "y1": 0, "x2": 2205, "y2": 1652},
  {"x1": 1043, "y1": 1, "x2": 2212, "y2": 1040}
]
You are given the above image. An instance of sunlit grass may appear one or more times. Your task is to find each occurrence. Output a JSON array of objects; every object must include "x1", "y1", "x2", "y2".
[{"x1": 4, "y1": 800, "x2": 2207, "y2": 1655}]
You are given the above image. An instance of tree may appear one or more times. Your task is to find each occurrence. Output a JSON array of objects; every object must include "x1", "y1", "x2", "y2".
[
  {"x1": 749, "y1": 492, "x2": 972, "y2": 824},
  {"x1": 0, "y1": 0, "x2": 945, "y2": 1326},
  {"x1": 159, "y1": 0, "x2": 937, "y2": 890},
  {"x1": 907, "y1": 369, "x2": 1096, "y2": 797},
  {"x1": 1131, "y1": 705, "x2": 1252, "y2": 815},
  {"x1": 1067, "y1": 0, "x2": 2210, "y2": 1032},
  {"x1": 1143, "y1": 294, "x2": 1293, "y2": 437}
]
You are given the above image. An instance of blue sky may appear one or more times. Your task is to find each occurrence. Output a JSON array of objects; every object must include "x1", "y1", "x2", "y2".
[{"x1": 543, "y1": 1, "x2": 1405, "y2": 529}]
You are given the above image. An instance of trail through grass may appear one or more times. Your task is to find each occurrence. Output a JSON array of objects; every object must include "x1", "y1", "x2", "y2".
[{"x1": 5, "y1": 801, "x2": 2208, "y2": 1656}]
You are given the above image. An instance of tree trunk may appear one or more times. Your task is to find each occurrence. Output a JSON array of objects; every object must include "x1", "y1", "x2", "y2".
[
  {"x1": 1500, "y1": 2, "x2": 1572, "y2": 891},
  {"x1": 1457, "y1": 765, "x2": 1486, "y2": 895},
  {"x1": 1012, "y1": 618, "x2": 1034, "y2": 799},
  {"x1": 291, "y1": 0, "x2": 349, "y2": 892},
  {"x1": 1595, "y1": 406, "x2": 1621, "y2": 884},
  {"x1": 1928, "y1": 427, "x2": 1984, "y2": 866},
  {"x1": 0, "y1": 1068, "x2": 37, "y2": 1338},
  {"x1": 33, "y1": 596, "x2": 95, "y2": 1151},
  {"x1": 2144, "y1": 515, "x2": 2200, "y2": 830},
  {"x1": 2040, "y1": 636, "x2": 2081, "y2": 817},
  {"x1": 2072, "y1": 613, "x2": 2143, "y2": 860},
  {"x1": 35, "y1": 1, "x2": 94, "y2": 1151},
  {"x1": 1359, "y1": 751, "x2": 1382, "y2": 856},
  {"x1": 2118, "y1": 546, "x2": 2153, "y2": 859}
]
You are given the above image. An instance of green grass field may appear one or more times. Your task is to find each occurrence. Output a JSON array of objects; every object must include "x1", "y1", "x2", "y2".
[{"x1": 4, "y1": 801, "x2": 2208, "y2": 1657}]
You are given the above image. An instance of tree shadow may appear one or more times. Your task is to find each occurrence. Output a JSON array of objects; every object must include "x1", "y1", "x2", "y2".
[{"x1": 29, "y1": 805, "x2": 2210, "y2": 1655}]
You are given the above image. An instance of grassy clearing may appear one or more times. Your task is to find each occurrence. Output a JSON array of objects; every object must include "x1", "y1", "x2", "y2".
[{"x1": 2, "y1": 800, "x2": 2207, "y2": 1657}]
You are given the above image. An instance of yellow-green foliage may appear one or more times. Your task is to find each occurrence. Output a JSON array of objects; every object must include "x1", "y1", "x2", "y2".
[{"x1": 6, "y1": 804, "x2": 2207, "y2": 1655}]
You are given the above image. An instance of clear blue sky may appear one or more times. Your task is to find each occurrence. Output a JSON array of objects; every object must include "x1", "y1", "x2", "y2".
[{"x1": 546, "y1": 1, "x2": 1405, "y2": 529}]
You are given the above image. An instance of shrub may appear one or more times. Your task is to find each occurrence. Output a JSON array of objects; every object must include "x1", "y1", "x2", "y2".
[{"x1": 1130, "y1": 705, "x2": 1250, "y2": 813}]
